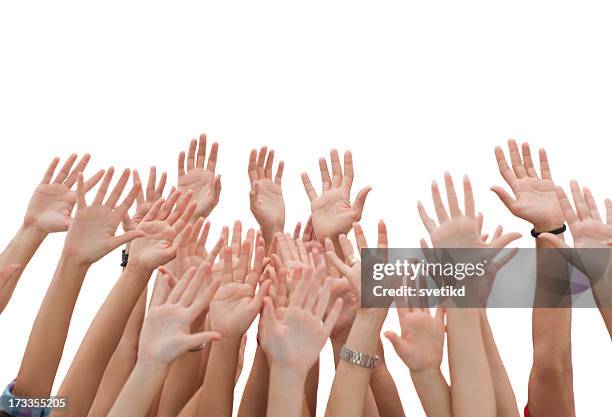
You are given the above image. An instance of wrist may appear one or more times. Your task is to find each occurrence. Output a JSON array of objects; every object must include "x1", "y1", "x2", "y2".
[
  {"x1": 261, "y1": 224, "x2": 284, "y2": 242},
  {"x1": 532, "y1": 220, "x2": 565, "y2": 234},
  {"x1": 132, "y1": 358, "x2": 170, "y2": 385},
  {"x1": 410, "y1": 367, "x2": 444, "y2": 381},
  {"x1": 17, "y1": 222, "x2": 48, "y2": 245},
  {"x1": 269, "y1": 364, "x2": 308, "y2": 386}
]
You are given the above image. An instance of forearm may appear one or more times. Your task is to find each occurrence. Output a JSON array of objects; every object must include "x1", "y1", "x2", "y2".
[
  {"x1": 447, "y1": 308, "x2": 495, "y2": 417},
  {"x1": 107, "y1": 361, "x2": 169, "y2": 417},
  {"x1": 267, "y1": 367, "x2": 306, "y2": 417},
  {"x1": 479, "y1": 311, "x2": 519, "y2": 417},
  {"x1": 238, "y1": 346, "x2": 270, "y2": 417},
  {"x1": 87, "y1": 289, "x2": 147, "y2": 417},
  {"x1": 56, "y1": 265, "x2": 152, "y2": 416},
  {"x1": 0, "y1": 224, "x2": 47, "y2": 309},
  {"x1": 13, "y1": 256, "x2": 89, "y2": 398},
  {"x1": 325, "y1": 311, "x2": 384, "y2": 417},
  {"x1": 196, "y1": 338, "x2": 241, "y2": 417},
  {"x1": 410, "y1": 369, "x2": 452, "y2": 417},
  {"x1": 304, "y1": 360, "x2": 319, "y2": 417},
  {"x1": 370, "y1": 357, "x2": 405, "y2": 417},
  {"x1": 157, "y1": 346, "x2": 204, "y2": 417}
]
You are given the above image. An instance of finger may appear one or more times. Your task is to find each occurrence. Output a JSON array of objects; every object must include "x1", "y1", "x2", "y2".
[
  {"x1": 142, "y1": 198, "x2": 164, "y2": 222},
  {"x1": 431, "y1": 180, "x2": 449, "y2": 223},
  {"x1": 296, "y1": 239, "x2": 308, "y2": 263},
  {"x1": 187, "y1": 139, "x2": 197, "y2": 170},
  {"x1": 256, "y1": 147, "x2": 267, "y2": 179},
  {"x1": 64, "y1": 154, "x2": 91, "y2": 187},
  {"x1": 303, "y1": 267, "x2": 322, "y2": 311},
  {"x1": 323, "y1": 298, "x2": 344, "y2": 334},
  {"x1": 93, "y1": 167, "x2": 115, "y2": 205},
  {"x1": 235, "y1": 240, "x2": 251, "y2": 283},
  {"x1": 417, "y1": 201, "x2": 436, "y2": 234},
  {"x1": 222, "y1": 247, "x2": 233, "y2": 284},
  {"x1": 264, "y1": 150, "x2": 275, "y2": 179},
  {"x1": 179, "y1": 268, "x2": 204, "y2": 306},
  {"x1": 109, "y1": 230, "x2": 146, "y2": 251},
  {"x1": 206, "y1": 142, "x2": 219, "y2": 173},
  {"x1": 539, "y1": 148, "x2": 552, "y2": 179},
  {"x1": 274, "y1": 161, "x2": 284, "y2": 185},
  {"x1": 556, "y1": 186, "x2": 578, "y2": 227},
  {"x1": 330, "y1": 149, "x2": 343, "y2": 188},
  {"x1": 76, "y1": 174, "x2": 86, "y2": 208},
  {"x1": 82, "y1": 168, "x2": 105, "y2": 192},
  {"x1": 319, "y1": 158, "x2": 332, "y2": 191},
  {"x1": 490, "y1": 186, "x2": 518, "y2": 214},
  {"x1": 352, "y1": 223, "x2": 368, "y2": 252},
  {"x1": 248, "y1": 280, "x2": 271, "y2": 311},
  {"x1": 521, "y1": 142, "x2": 538, "y2": 178},
  {"x1": 167, "y1": 190, "x2": 194, "y2": 225},
  {"x1": 248, "y1": 149, "x2": 257, "y2": 182},
  {"x1": 302, "y1": 173, "x2": 318, "y2": 201},
  {"x1": 116, "y1": 181, "x2": 142, "y2": 218},
  {"x1": 133, "y1": 170, "x2": 145, "y2": 205},
  {"x1": 538, "y1": 232, "x2": 570, "y2": 249},
  {"x1": 197, "y1": 221, "x2": 211, "y2": 252},
  {"x1": 444, "y1": 172, "x2": 461, "y2": 218},
  {"x1": 155, "y1": 172, "x2": 167, "y2": 198},
  {"x1": 105, "y1": 168, "x2": 131, "y2": 208},
  {"x1": 314, "y1": 277, "x2": 332, "y2": 320},
  {"x1": 494, "y1": 146, "x2": 517, "y2": 186},
  {"x1": 207, "y1": 226, "x2": 228, "y2": 264},
  {"x1": 476, "y1": 212, "x2": 484, "y2": 235},
  {"x1": 151, "y1": 274, "x2": 172, "y2": 306},
  {"x1": 178, "y1": 151, "x2": 186, "y2": 177},
  {"x1": 191, "y1": 272, "x2": 221, "y2": 316},
  {"x1": 383, "y1": 331, "x2": 407, "y2": 356},
  {"x1": 196, "y1": 133, "x2": 207, "y2": 169},
  {"x1": 508, "y1": 139, "x2": 527, "y2": 178},
  {"x1": 489, "y1": 232, "x2": 522, "y2": 249},
  {"x1": 172, "y1": 202, "x2": 197, "y2": 233},
  {"x1": 41, "y1": 157, "x2": 60, "y2": 184},
  {"x1": 351, "y1": 186, "x2": 371, "y2": 221},
  {"x1": 53, "y1": 153, "x2": 77, "y2": 183},
  {"x1": 341, "y1": 150, "x2": 354, "y2": 190},
  {"x1": 159, "y1": 189, "x2": 182, "y2": 220},
  {"x1": 606, "y1": 198, "x2": 612, "y2": 226},
  {"x1": 377, "y1": 220, "x2": 388, "y2": 249},
  {"x1": 146, "y1": 167, "x2": 157, "y2": 201},
  {"x1": 179, "y1": 331, "x2": 221, "y2": 353},
  {"x1": 231, "y1": 221, "x2": 242, "y2": 258},
  {"x1": 293, "y1": 222, "x2": 302, "y2": 240},
  {"x1": 246, "y1": 245, "x2": 265, "y2": 287},
  {"x1": 303, "y1": 216, "x2": 314, "y2": 241},
  {"x1": 285, "y1": 234, "x2": 299, "y2": 260},
  {"x1": 289, "y1": 267, "x2": 310, "y2": 307},
  {"x1": 570, "y1": 180, "x2": 591, "y2": 220},
  {"x1": 583, "y1": 187, "x2": 602, "y2": 221},
  {"x1": 463, "y1": 175, "x2": 475, "y2": 218}
]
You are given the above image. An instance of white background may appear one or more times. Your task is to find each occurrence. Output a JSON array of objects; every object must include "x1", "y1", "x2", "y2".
[{"x1": 1, "y1": 1, "x2": 611, "y2": 416}]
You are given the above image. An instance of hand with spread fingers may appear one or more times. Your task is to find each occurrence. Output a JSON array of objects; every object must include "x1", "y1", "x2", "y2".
[
  {"x1": 260, "y1": 265, "x2": 343, "y2": 417},
  {"x1": 385, "y1": 305, "x2": 446, "y2": 373},
  {"x1": 177, "y1": 133, "x2": 221, "y2": 220},
  {"x1": 491, "y1": 139, "x2": 564, "y2": 232},
  {"x1": 418, "y1": 172, "x2": 521, "y2": 249},
  {"x1": 208, "y1": 243, "x2": 270, "y2": 339},
  {"x1": 25, "y1": 154, "x2": 105, "y2": 233},
  {"x1": 127, "y1": 189, "x2": 198, "y2": 272},
  {"x1": 140, "y1": 265, "x2": 222, "y2": 365},
  {"x1": 122, "y1": 167, "x2": 168, "y2": 231},
  {"x1": 302, "y1": 149, "x2": 371, "y2": 241},
  {"x1": 248, "y1": 147, "x2": 285, "y2": 240},
  {"x1": 63, "y1": 169, "x2": 144, "y2": 265}
]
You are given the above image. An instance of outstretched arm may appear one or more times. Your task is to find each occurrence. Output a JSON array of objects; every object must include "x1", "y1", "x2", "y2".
[
  {"x1": 0, "y1": 154, "x2": 101, "y2": 313},
  {"x1": 107, "y1": 263, "x2": 221, "y2": 417},
  {"x1": 13, "y1": 169, "x2": 140, "y2": 399}
]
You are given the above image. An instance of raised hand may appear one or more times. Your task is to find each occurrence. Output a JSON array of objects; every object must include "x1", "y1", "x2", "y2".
[
  {"x1": 139, "y1": 265, "x2": 222, "y2": 365},
  {"x1": 248, "y1": 147, "x2": 285, "y2": 237},
  {"x1": 260, "y1": 266, "x2": 343, "y2": 376},
  {"x1": 127, "y1": 190, "x2": 197, "y2": 272},
  {"x1": 63, "y1": 169, "x2": 144, "y2": 265},
  {"x1": 25, "y1": 154, "x2": 104, "y2": 233},
  {"x1": 384, "y1": 306, "x2": 446, "y2": 373},
  {"x1": 208, "y1": 243, "x2": 271, "y2": 339},
  {"x1": 122, "y1": 167, "x2": 167, "y2": 231},
  {"x1": 491, "y1": 139, "x2": 564, "y2": 232},
  {"x1": 418, "y1": 173, "x2": 521, "y2": 248},
  {"x1": 302, "y1": 150, "x2": 371, "y2": 241},
  {"x1": 177, "y1": 133, "x2": 221, "y2": 219},
  {"x1": 540, "y1": 183, "x2": 612, "y2": 249}
]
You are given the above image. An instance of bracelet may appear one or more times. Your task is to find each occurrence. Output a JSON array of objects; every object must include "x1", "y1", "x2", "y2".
[
  {"x1": 121, "y1": 249, "x2": 129, "y2": 268},
  {"x1": 531, "y1": 224, "x2": 566, "y2": 238},
  {"x1": 340, "y1": 345, "x2": 379, "y2": 369}
]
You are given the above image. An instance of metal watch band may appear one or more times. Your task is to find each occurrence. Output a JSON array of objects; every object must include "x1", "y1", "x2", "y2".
[{"x1": 340, "y1": 345, "x2": 379, "y2": 369}]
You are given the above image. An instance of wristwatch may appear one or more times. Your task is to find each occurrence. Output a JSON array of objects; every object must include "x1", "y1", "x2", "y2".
[{"x1": 340, "y1": 345, "x2": 379, "y2": 369}]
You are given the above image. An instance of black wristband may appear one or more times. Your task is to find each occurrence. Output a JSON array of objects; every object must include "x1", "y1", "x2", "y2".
[
  {"x1": 121, "y1": 249, "x2": 129, "y2": 268},
  {"x1": 531, "y1": 224, "x2": 566, "y2": 238}
]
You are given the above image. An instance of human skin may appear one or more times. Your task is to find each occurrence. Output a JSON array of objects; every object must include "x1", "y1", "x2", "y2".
[
  {"x1": 492, "y1": 139, "x2": 575, "y2": 417},
  {"x1": 12, "y1": 169, "x2": 142, "y2": 399},
  {"x1": 0, "y1": 154, "x2": 103, "y2": 313},
  {"x1": 106, "y1": 263, "x2": 222, "y2": 417}
]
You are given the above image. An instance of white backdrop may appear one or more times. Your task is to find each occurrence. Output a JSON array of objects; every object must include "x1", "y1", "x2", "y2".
[{"x1": 1, "y1": 1, "x2": 611, "y2": 416}]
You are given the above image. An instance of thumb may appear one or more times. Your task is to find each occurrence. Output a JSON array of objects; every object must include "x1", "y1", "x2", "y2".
[
  {"x1": 179, "y1": 331, "x2": 221, "y2": 353},
  {"x1": 539, "y1": 232, "x2": 570, "y2": 249},
  {"x1": 490, "y1": 186, "x2": 518, "y2": 213},
  {"x1": 109, "y1": 230, "x2": 146, "y2": 251},
  {"x1": 383, "y1": 331, "x2": 408, "y2": 356},
  {"x1": 351, "y1": 186, "x2": 372, "y2": 220}
]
